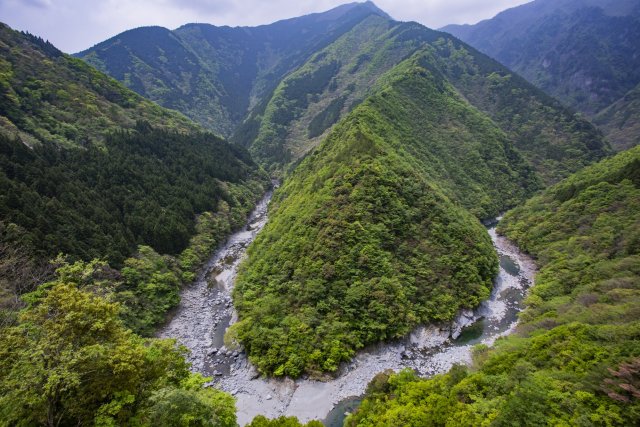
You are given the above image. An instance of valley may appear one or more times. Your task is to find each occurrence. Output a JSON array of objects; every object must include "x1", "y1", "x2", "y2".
[
  {"x1": 0, "y1": 0, "x2": 638, "y2": 425},
  {"x1": 160, "y1": 194, "x2": 536, "y2": 425}
]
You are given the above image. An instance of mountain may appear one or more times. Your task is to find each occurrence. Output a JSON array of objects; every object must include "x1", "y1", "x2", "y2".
[
  {"x1": 346, "y1": 144, "x2": 640, "y2": 426},
  {"x1": 76, "y1": 2, "x2": 389, "y2": 137},
  {"x1": 230, "y1": 45, "x2": 575, "y2": 377},
  {"x1": 0, "y1": 24, "x2": 197, "y2": 148},
  {"x1": 71, "y1": 0, "x2": 611, "y2": 381},
  {"x1": 594, "y1": 81, "x2": 640, "y2": 150},
  {"x1": 78, "y1": 2, "x2": 609, "y2": 183},
  {"x1": 0, "y1": 23, "x2": 273, "y2": 426},
  {"x1": 442, "y1": 0, "x2": 640, "y2": 151},
  {"x1": 235, "y1": 17, "x2": 609, "y2": 182},
  {"x1": 217, "y1": 6, "x2": 609, "y2": 378},
  {"x1": 0, "y1": 23, "x2": 269, "y2": 332}
]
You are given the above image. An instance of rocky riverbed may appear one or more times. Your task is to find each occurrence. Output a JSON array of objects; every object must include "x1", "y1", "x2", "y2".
[{"x1": 159, "y1": 205, "x2": 536, "y2": 426}]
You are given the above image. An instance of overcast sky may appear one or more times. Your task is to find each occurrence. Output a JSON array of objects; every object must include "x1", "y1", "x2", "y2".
[{"x1": 0, "y1": 0, "x2": 531, "y2": 53}]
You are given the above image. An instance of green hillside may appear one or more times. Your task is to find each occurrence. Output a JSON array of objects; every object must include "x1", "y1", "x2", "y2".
[
  {"x1": 76, "y1": 2, "x2": 389, "y2": 137},
  {"x1": 77, "y1": 4, "x2": 609, "y2": 182},
  {"x1": 0, "y1": 24, "x2": 269, "y2": 334},
  {"x1": 0, "y1": 23, "x2": 270, "y2": 427},
  {"x1": 346, "y1": 145, "x2": 640, "y2": 426},
  {"x1": 595, "y1": 82, "x2": 640, "y2": 150},
  {"x1": 230, "y1": 51, "x2": 541, "y2": 378},
  {"x1": 0, "y1": 24, "x2": 196, "y2": 149},
  {"x1": 231, "y1": 16, "x2": 430, "y2": 171}
]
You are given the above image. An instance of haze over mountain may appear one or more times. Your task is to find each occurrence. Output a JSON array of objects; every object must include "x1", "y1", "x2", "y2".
[{"x1": 442, "y1": 0, "x2": 640, "y2": 150}]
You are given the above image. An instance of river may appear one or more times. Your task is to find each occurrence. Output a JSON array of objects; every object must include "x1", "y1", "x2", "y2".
[{"x1": 159, "y1": 195, "x2": 536, "y2": 426}]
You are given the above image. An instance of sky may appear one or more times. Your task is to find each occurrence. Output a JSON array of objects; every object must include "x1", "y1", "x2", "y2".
[{"x1": 0, "y1": 0, "x2": 531, "y2": 53}]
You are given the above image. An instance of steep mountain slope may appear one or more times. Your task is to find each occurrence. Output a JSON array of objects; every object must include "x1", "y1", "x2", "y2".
[
  {"x1": 77, "y1": 2, "x2": 609, "y2": 182},
  {"x1": 442, "y1": 0, "x2": 640, "y2": 150},
  {"x1": 236, "y1": 17, "x2": 609, "y2": 183},
  {"x1": 230, "y1": 15, "x2": 431, "y2": 170},
  {"x1": 347, "y1": 144, "x2": 640, "y2": 426},
  {"x1": 76, "y1": 2, "x2": 389, "y2": 137},
  {"x1": 0, "y1": 24, "x2": 269, "y2": 332},
  {"x1": 594, "y1": 82, "x2": 640, "y2": 150},
  {"x1": 230, "y1": 51, "x2": 540, "y2": 377},
  {"x1": 0, "y1": 23, "x2": 266, "y2": 426},
  {"x1": 0, "y1": 24, "x2": 196, "y2": 149}
]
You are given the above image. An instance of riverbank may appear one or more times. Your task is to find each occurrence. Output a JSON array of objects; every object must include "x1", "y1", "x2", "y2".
[{"x1": 160, "y1": 206, "x2": 536, "y2": 426}]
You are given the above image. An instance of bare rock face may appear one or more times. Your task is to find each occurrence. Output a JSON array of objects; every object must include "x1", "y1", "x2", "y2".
[{"x1": 450, "y1": 309, "x2": 478, "y2": 340}]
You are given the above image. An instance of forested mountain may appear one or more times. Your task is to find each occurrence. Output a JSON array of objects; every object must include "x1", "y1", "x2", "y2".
[
  {"x1": 1, "y1": 1, "x2": 635, "y2": 424},
  {"x1": 0, "y1": 23, "x2": 197, "y2": 148},
  {"x1": 0, "y1": 24, "x2": 269, "y2": 332},
  {"x1": 76, "y1": 2, "x2": 389, "y2": 137},
  {"x1": 231, "y1": 50, "x2": 541, "y2": 377},
  {"x1": 442, "y1": 0, "x2": 640, "y2": 150},
  {"x1": 191, "y1": 4, "x2": 610, "y2": 379},
  {"x1": 594, "y1": 81, "x2": 640, "y2": 150},
  {"x1": 237, "y1": 18, "x2": 609, "y2": 181},
  {"x1": 346, "y1": 144, "x2": 640, "y2": 426}
]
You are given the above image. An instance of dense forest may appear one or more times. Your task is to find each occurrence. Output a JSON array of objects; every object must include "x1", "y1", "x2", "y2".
[
  {"x1": 0, "y1": 22, "x2": 274, "y2": 426},
  {"x1": 2, "y1": 0, "x2": 639, "y2": 425},
  {"x1": 231, "y1": 51, "x2": 543, "y2": 378},
  {"x1": 0, "y1": 23, "x2": 269, "y2": 330},
  {"x1": 0, "y1": 126, "x2": 265, "y2": 266},
  {"x1": 233, "y1": 18, "x2": 608, "y2": 181},
  {"x1": 346, "y1": 145, "x2": 640, "y2": 426},
  {"x1": 0, "y1": 260, "x2": 238, "y2": 426}
]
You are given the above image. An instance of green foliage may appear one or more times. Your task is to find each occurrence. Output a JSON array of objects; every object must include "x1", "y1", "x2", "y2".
[
  {"x1": 77, "y1": 3, "x2": 389, "y2": 137},
  {"x1": 425, "y1": 36, "x2": 610, "y2": 184},
  {"x1": 240, "y1": 16, "x2": 432, "y2": 171},
  {"x1": 595, "y1": 82, "x2": 640, "y2": 151},
  {"x1": 0, "y1": 24, "x2": 197, "y2": 149},
  {"x1": 231, "y1": 52, "x2": 541, "y2": 378},
  {"x1": 236, "y1": 17, "x2": 607, "y2": 184},
  {"x1": 0, "y1": 25, "x2": 269, "y2": 336},
  {"x1": 0, "y1": 261, "x2": 237, "y2": 426},
  {"x1": 347, "y1": 146, "x2": 640, "y2": 426},
  {"x1": 0, "y1": 127, "x2": 267, "y2": 267},
  {"x1": 248, "y1": 415, "x2": 323, "y2": 427},
  {"x1": 308, "y1": 95, "x2": 347, "y2": 138}
]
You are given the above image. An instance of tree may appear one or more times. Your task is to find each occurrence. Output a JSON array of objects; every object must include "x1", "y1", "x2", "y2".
[{"x1": 0, "y1": 260, "x2": 236, "y2": 426}]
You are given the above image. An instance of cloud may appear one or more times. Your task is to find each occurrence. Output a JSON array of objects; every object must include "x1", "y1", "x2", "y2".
[{"x1": 0, "y1": 0, "x2": 532, "y2": 53}]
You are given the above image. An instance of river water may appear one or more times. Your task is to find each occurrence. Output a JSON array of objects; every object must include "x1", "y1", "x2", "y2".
[{"x1": 159, "y1": 196, "x2": 536, "y2": 426}]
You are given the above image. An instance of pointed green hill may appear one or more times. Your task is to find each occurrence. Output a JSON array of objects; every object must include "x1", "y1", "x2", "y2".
[{"x1": 231, "y1": 51, "x2": 539, "y2": 377}]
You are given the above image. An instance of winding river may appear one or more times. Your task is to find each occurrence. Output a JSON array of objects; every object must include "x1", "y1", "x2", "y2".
[{"x1": 159, "y1": 193, "x2": 536, "y2": 426}]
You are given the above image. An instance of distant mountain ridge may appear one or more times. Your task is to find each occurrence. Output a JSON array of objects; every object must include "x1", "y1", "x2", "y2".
[
  {"x1": 76, "y1": 2, "x2": 389, "y2": 137},
  {"x1": 442, "y1": 0, "x2": 640, "y2": 150}
]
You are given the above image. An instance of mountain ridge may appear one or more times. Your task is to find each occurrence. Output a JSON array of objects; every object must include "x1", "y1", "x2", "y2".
[
  {"x1": 442, "y1": 0, "x2": 640, "y2": 151},
  {"x1": 76, "y1": 2, "x2": 390, "y2": 137}
]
